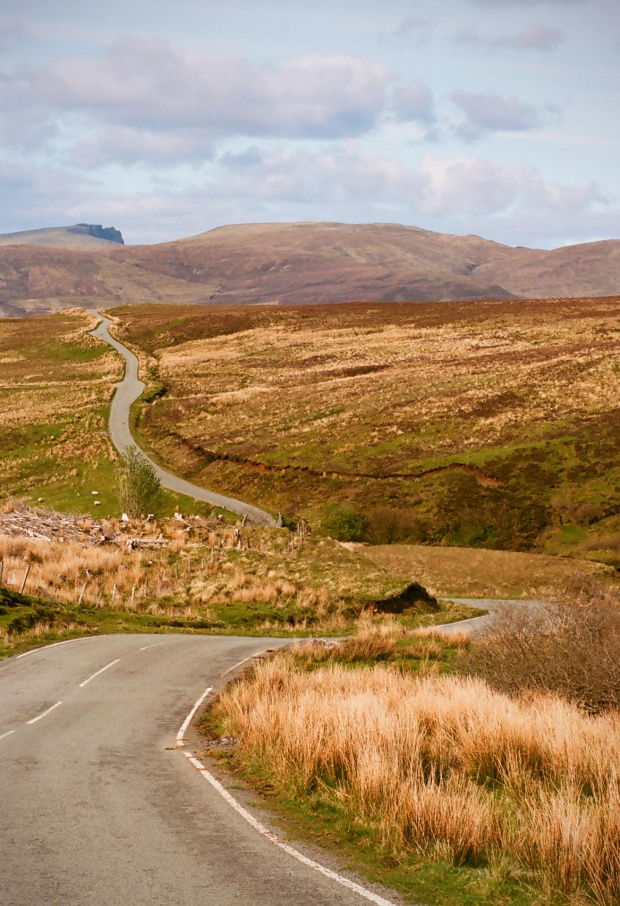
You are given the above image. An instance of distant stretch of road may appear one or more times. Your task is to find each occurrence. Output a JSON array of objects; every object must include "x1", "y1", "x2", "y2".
[
  {"x1": 89, "y1": 311, "x2": 276, "y2": 526},
  {"x1": 0, "y1": 635, "x2": 401, "y2": 905},
  {"x1": 434, "y1": 597, "x2": 542, "y2": 636}
]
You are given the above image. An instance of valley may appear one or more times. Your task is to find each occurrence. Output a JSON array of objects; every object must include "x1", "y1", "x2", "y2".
[{"x1": 117, "y1": 296, "x2": 620, "y2": 564}]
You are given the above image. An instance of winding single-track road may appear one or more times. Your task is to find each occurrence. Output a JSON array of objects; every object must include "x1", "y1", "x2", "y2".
[
  {"x1": 0, "y1": 634, "x2": 403, "y2": 906},
  {"x1": 89, "y1": 310, "x2": 275, "y2": 526}
]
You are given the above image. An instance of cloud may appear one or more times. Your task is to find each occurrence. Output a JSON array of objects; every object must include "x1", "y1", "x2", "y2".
[
  {"x1": 0, "y1": 16, "x2": 26, "y2": 52},
  {"x1": 0, "y1": 149, "x2": 610, "y2": 249},
  {"x1": 414, "y1": 154, "x2": 606, "y2": 216},
  {"x1": 456, "y1": 24, "x2": 564, "y2": 50},
  {"x1": 451, "y1": 90, "x2": 561, "y2": 139},
  {"x1": 473, "y1": 0, "x2": 584, "y2": 6},
  {"x1": 20, "y1": 39, "x2": 395, "y2": 145},
  {"x1": 382, "y1": 17, "x2": 434, "y2": 44},
  {"x1": 71, "y1": 126, "x2": 214, "y2": 168},
  {"x1": 391, "y1": 80, "x2": 436, "y2": 123},
  {"x1": 211, "y1": 146, "x2": 604, "y2": 218}
]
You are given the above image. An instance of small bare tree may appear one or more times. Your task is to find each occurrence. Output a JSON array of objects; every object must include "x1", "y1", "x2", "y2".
[{"x1": 116, "y1": 446, "x2": 162, "y2": 518}]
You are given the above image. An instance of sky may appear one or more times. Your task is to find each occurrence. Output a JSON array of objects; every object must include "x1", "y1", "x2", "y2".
[{"x1": 0, "y1": 0, "x2": 618, "y2": 248}]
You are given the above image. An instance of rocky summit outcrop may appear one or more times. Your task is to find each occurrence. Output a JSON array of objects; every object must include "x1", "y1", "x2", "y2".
[{"x1": 70, "y1": 224, "x2": 124, "y2": 244}]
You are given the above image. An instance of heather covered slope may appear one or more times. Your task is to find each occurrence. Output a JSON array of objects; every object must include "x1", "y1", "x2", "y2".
[
  {"x1": 0, "y1": 245, "x2": 212, "y2": 317},
  {"x1": 118, "y1": 296, "x2": 620, "y2": 557},
  {"x1": 119, "y1": 221, "x2": 518, "y2": 304},
  {"x1": 0, "y1": 221, "x2": 618, "y2": 315}
]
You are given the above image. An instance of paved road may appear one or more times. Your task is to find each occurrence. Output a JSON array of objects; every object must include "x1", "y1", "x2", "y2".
[
  {"x1": 89, "y1": 311, "x2": 275, "y2": 526},
  {"x1": 435, "y1": 597, "x2": 542, "y2": 636},
  {"x1": 0, "y1": 634, "x2": 399, "y2": 906}
]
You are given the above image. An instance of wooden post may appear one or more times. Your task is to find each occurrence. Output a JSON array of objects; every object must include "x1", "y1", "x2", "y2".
[
  {"x1": 211, "y1": 547, "x2": 214, "y2": 564},
  {"x1": 20, "y1": 563, "x2": 31, "y2": 595},
  {"x1": 131, "y1": 586, "x2": 136, "y2": 608},
  {"x1": 144, "y1": 576, "x2": 148, "y2": 598},
  {"x1": 78, "y1": 581, "x2": 87, "y2": 605},
  {"x1": 175, "y1": 564, "x2": 178, "y2": 581},
  {"x1": 111, "y1": 584, "x2": 117, "y2": 604}
]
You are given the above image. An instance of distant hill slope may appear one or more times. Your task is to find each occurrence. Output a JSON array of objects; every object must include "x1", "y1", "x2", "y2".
[
  {"x1": 0, "y1": 223, "x2": 124, "y2": 249},
  {"x1": 0, "y1": 221, "x2": 618, "y2": 315}
]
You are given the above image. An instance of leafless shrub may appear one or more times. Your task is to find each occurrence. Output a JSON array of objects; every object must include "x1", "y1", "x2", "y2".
[{"x1": 463, "y1": 580, "x2": 620, "y2": 712}]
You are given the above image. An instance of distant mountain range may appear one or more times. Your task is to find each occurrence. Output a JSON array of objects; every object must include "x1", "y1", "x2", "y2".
[{"x1": 0, "y1": 221, "x2": 618, "y2": 317}]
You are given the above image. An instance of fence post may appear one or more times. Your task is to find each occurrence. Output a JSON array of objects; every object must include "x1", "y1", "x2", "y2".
[
  {"x1": 111, "y1": 584, "x2": 116, "y2": 604},
  {"x1": 131, "y1": 586, "x2": 135, "y2": 608},
  {"x1": 78, "y1": 581, "x2": 87, "y2": 605},
  {"x1": 19, "y1": 563, "x2": 31, "y2": 595}
]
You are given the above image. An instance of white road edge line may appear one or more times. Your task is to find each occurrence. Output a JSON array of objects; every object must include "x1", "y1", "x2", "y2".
[
  {"x1": 139, "y1": 642, "x2": 167, "y2": 651},
  {"x1": 184, "y1": 752, "x2": 399, "y2": 906},
  {"x1": 175, "y1": 686, "x2": 213, "y2": 747},
  {"x1": 27, "y1": 701, "x2": 63, "y2": 724},
  {"x1": 0, "y1": 729, "x2": 17, "y2": 741},
  {"x1": 221, "y1": 653, "x2": 260, "y2": 677},
  {"x1": 16, "y1": 636, "x2": 97, "y2": 659},
  {"x1": 79, "y1": 658, "x2": 120, "y2": 688}
]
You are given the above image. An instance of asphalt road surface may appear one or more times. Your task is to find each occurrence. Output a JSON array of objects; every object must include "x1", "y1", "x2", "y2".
[
  {"x1": 435, "y1": 597, "x2": 542, "y2": 636},
  {"x1": 0, "y1": 634, "x2": 401, "y2": 906},
  {"x1": 88, "y1": 311, "x2": 276, "y2": 526}
]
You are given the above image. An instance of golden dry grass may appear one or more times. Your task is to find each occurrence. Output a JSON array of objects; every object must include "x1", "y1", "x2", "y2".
[
  {"x1": 215, "y1": 656, "x2": 620, "y2": 903},
  {"x1": 0, "y1": 309, "x2": 122, "y2": 511},
  {"x1": 119, "y1": 299, "x2": 620, "y2": 555},
  {"x1": 358, "y1": 543, "x2": 612, "y2": 599},
  {"x1": 0, "y1": 501, "x2": 449, "y2": 642}
]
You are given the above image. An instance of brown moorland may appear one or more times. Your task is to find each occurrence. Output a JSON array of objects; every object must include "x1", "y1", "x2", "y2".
[
  {"x1": 1, "y1": 221, "x2": 619, "y2": 316},
  {"x1": 0, "y1": 309, "x2": 123, "y2": 513},
  {"x1": 116, "y1": 296, "x2": 620, "y2": 557}
]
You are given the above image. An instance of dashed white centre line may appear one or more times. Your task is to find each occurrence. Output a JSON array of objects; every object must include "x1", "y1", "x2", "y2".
[
  {"x1": 0, "y1": 729, "x2": 17, "y2": 742},
  {"x1": 175, "y1": 686, "x2": 213, "y2": 746},
  {"x1": 79, "y1": 658, "x2": 120, "y2": 688},
  {"x1": 138, "y1": 642, "x2": 167, "y2": 651},
  {"x1": 27, "y1": 701, "x2": 63, "y2": 725}
]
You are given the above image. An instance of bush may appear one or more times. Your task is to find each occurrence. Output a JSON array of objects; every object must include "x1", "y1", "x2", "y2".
[
  {"x1": 362, "y1": 506, "x2": 429, "y2": 545},
  {"x1": 463, "y1": 580, "x2": 620, "y2": 712},
  {"x1": 320, "y1": 501, "x2": 364, "y2": 542},
  {"x1": 115, "y1": 446, "x2": 162, "y2": 518}
]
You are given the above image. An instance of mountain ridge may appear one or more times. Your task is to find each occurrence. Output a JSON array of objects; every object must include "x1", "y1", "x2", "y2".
[{"x1": 0, "y1": 221, "x2": 617, "y2": 316}]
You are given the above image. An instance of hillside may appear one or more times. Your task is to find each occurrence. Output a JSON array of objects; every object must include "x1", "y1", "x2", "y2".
[
  {"x1": 0, "y1": 221, "x2": 618, "y2": 315},
  {"x1": 120, "y1": 222, "x2": 518, "y2": 304},
  {"x1": 117, "y1": 297, "x2": 620, "y2": 558},
  {"x1": 0, "y1": 223, "x2": 124, "y2": 249}
]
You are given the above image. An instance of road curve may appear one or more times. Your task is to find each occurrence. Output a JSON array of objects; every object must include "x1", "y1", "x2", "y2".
[
  {"x1": 88, "y1": 310, "x2": 276, "y2": 526},
  {"x1": 434, "y1": 597, "x2": 543, "y2": 636},
  {"x1": 0, "y1": 635, "x2": 399, "y2": 906}
]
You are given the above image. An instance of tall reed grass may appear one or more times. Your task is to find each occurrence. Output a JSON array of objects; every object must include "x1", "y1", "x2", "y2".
[{"x1": 214, "y1": 656, "x2": 620, "y2": 903}]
